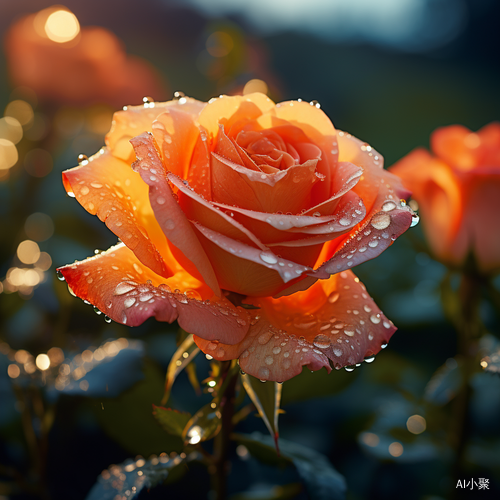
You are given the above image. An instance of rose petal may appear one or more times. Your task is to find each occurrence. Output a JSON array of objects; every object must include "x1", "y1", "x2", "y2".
[
  {"x1": 57, "y1": 243, "x2": 249, "y2": 344},
  {"x1": 390, "y1": 148, "x2": 463, "y2": 260},
  {"x1": 192, "y1": 222, "x2": 313, "y2": 297},
  {"x1": 198, "y1": 93, "x2": 275, "y2": 140},
  {"x1": 194, "y1": 270, "x2": 394, "y2": 381},
  {"x1": 151, "y1": 108, "x2": 202, "y2": 179},
  {"x1": 105, "y1": 97, "x2": 205, "y2": 162},
  {"x1": 453, "y1": 171, "x2": 500, "y2": 272},
  {"x1": 309, "y1": 132, "x2": 414, "y2": 277},
  {"x1": 211, "y1": 152, "x2": 320, "y2": 213},
  {"x1": 130, "y1": 132, "x2": 221, "y2": 296},
  {"x1": 168, "y1": 172, "x2": 268, "y2": 250},
  {"x1": 62, "y1": 148, "x2": 171, "y2": 278},
  {"x1": 261, "y1": 100, "x2": 340, "y2": 202}
]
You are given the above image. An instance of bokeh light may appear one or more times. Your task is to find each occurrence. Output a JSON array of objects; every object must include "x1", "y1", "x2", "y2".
[
  {"x1": 44, "y1": 10, "x2": 80, "y2": 43},
  {"x1": 0, "y1": 117, "x2": 23, "y2": 144},
  {"x1": 0, "y1": 139, "x2": 18, "y2": 171},
  {"x1": 406, "y1": 414, "x2": 426, "y2": 435},
  {"x1": 36, "y1": 354, "x2": 51, "y2": 371},
  {"x1": 388, "y1": 442, "x2": 404, "y2": 457},
  {"x1": 17, "y1": 240, "x2": 41, "y2": 265},
  {"x1": 243, "y1": 79, "x2": 268, "y2": 95},
  {"x1": 7, "y1": 364, "x2": 21, "y2": 379},
  {"x1": 4, "y1": 100, "x2": 34, "y2": 127}
]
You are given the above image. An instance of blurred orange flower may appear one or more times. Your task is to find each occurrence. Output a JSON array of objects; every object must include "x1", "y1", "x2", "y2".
[
  {"x1": 58, "y1": 93, "x2": 414, "y2": 381},
  {"x1": 4, "y1": 8, "x2": 166, "y2": 107},
  {"x1": 391, "y1": 123, "x2": 500, "y2": 274}
]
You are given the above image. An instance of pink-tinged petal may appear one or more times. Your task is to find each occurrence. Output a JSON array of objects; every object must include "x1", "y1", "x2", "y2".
[
  {"x1": 194, "y1": 270, "x2": 394, "y2": 381},
  {"x1": 198, "y1": 93, "x2": 275, "y2": 140},
  {"x1": 211, "y1": 152, "x2": 320, "y2": 213},
  {"x1": 130, "y1": 133, "x2": 221, "y2": 296},
  {"x1": 105, "y1": 98, "x2": 205, "y2": 162},
  {"x1": 151, "y1": 109, "x2": 201, "y2": 179},
  {"x1": 192, "y1": 222, "x2": 313, "y2": 297},
  {"x1": 62, "y1": 149, "x2": 170, "y2": 278},
  {"x1": 311, "y1": 204, "x2": 413, "y2": 278},
  {"x1": 168, "y1": 172, "x2": 268, "y2": 250},
  {"x1": 57, "y1": 244, "x2": 249, "y2": 344},
  {"x1": 194, "y1": 317, "x2": 331, "y2": 382}
]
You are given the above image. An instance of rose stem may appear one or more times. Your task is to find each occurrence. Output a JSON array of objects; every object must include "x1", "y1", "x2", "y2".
[
  {"x1": 450, "y1": 271, "x2": 482, "y2": 496},
  {"x1": 212, "y1": 361, "x2": 238, "y2": 500}
]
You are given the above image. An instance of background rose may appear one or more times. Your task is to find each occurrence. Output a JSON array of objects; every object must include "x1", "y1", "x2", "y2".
[
  {"x1": 58, "y1": 93, "x2": 414, "y2": 381},
  {"x1": 390, "y1": 122, "x2": 500, "y2": 274}
]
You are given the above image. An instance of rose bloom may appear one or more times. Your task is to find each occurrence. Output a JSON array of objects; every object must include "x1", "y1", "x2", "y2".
[
  {"x1": 57, "y1": 93, "x2": 414, "y2": 382},
  {"x1": 391, "y1": 123, "x2": 500, "y2": 274},
  {"x1": 4, "y1": 13, "x2": 165, "y2": 107}
]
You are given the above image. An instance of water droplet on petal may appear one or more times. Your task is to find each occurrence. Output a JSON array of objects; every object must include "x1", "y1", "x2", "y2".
[
  {"x1": 370, "y1": 314, "x2": 381, "y2": 324},
  {"x1": 382, "y1": 201, "x2": 397, "y2": 212},
  {"x1": 56, "y1": 270, "x2": 65, "y2": 281},
  {"x1": 104, "y1": 315, "x2": 112, "y2": 323},
  {"x1": 114, "y1": 282, "x2": 137, "y2": 295},
  {"x1": 313, "y1": 334, "x2": 331, "y2": 349},
  {"x1": 364, "y1": 356, "x2": 375, "y2": 363},
  {"x1": 345, "y1": 366, "x2": 355, "y2": 372},
  {"x1": 328, "y1": 292, "x2": 340, "y2": 304},
  {"x1": 259, "y1": 252, "x2": 278, "y2": 265},
  {"x1": 410, "y1": 214, "x2": 420, "y2": 227},
  {"x1": 371, "y1": 213, "x2": 391, "y2": 230}
]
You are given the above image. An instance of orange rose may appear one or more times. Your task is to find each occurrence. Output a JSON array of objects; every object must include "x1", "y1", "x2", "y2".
[
  {"x1": 390, "y1": 123, "x2": 500, "y2": 274},
  {"x1": 4, "y1": 12, "x2": 165, "y2": 107},
  {"x1": 57, "y1": 93, "x2": 414, "y2": 381}
]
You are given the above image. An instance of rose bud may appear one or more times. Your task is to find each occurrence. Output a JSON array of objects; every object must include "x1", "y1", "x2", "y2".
[{"x1": 391, "y1": 123, "x2": 500, "y2": 274}]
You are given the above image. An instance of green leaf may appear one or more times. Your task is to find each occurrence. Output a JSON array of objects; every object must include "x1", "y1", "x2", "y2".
[
  {"x1": 234, "y1": 433, "x2": 346, "y2": 500},
  {"x1": 183, "y1": 402, "x2": 222, "y2": 445},
  {"x1": 162, "y1": 333, "x2": 199, "y2": 404},
  {"x1": 241, "y1": 374, "x2": 282, "y2": 449},
  {"x1": 153, "y1": 405, "x2": 192, "y2": 437},
  {"x1": 425, "y1": 357, "x2": 464, "y2": 405},
  {"x1": 85, "y1": 451, "x2": 201, "y2": 500}
]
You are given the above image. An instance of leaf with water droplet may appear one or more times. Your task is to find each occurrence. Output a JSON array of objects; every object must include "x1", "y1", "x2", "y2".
[
  {"x1": 153, "y1": 405, "x2": 192, "y2": 437},
  {"x1": 85, "y1": 451, "x2": 201, "y2": 500},
  {"x1": 161, "y1": 333, "x2": 199, "y2": 405},
  {"x1": 241, "y1": 374, "x2": 282, "y2": 451},
  {"x1": 182, "y1": 402, "x2": 222, "y2": 445}
]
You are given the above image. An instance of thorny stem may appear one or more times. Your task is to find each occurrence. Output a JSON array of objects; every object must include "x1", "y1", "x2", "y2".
[
  {"x1": 212, "y1": 362, "x2": 238, "y2": 500},
  {"x1": 449, "y1": 272, "x2": 482, "y2": 498}
]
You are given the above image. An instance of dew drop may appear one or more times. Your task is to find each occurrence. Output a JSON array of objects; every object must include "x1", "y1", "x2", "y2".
[
  {"x1": 339, "y1": 217, "x2": 351, "y2": 226},
  {"x1": 345, "y1": 366, "x2": 355, "y2": 372},
  {"x1": 78, "y1": 154, "x2": 88, "y2": 164},
  {"x1": 328, "y1": 292, "x2": 340, "y2": 304},
  {"x1": 364, "y1": 356, "x2": 375, "y2": 363},
  {"x1": 313, "y1": 334, "x2": 331, "y2": 349},
  {"x1": 410, "y1": 214, "x2": 420, "y2": 227},
  {"x1": 264, "y1": 356, "x2": 274, "y2": 365},
  {"x1": 371, "y1": 213, "x2": 391, "y2": 230},
  {"x1": 104, "y1": 315, "x2": 112, "y2": 323},
  {"x1": 124, "y1": 297, "x2": 136, "y2": 308},
  {"x1": 164, "y1": 219, "x2": 175, "y2": 230},
  {"x1": 368, "y1": 240, "x2": 379, "y2": 248},
  {"x1": 259, "y1": 252, "x2": 278, "y2": 265},
  {"x1": 56, "y1": 270, "x2": 65, "y2": 281},
  {"x1": 93, "y1": 306, "x2": 102, "y2": 315},
  {"x1": 258, "y1": 367, "x2": 270, "y2": 379},
  {"x1": 114, "y1": 282, "x2": 137, "y2": 295},
  {"x1": 382, "y1": 201, "x2": 397, "y2": 212},
  {"x1": 370, "y1": 315, "x2": 381, "y2": 324}
]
